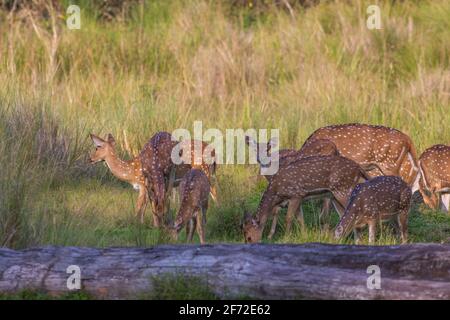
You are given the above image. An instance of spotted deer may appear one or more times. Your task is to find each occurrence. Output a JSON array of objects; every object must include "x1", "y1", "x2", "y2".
[
  {"x1": 139, "y1": 132, "x2": 217, "y2": 227},
  {"x1": 417, "y1": 145, "x2": 450, "y2": 212},
  {"x1": 334, "y1": 176, "x2": 412, "y2": 244},
  {"x1": 245, "y1": 136, "x2": 341, "y2": 238},
  {"x1": 304, "y1": 124, "x2": 419, "y2": 186},
  {"x1": 242, "y1": 155, "x2": 372, "y2": 243},
  {"x1": 167, "y1": 169, "x2": 210, "y2": 244},
  {"x1": 90, "y1": 132, "x2": 216, "y2": 227},
  {"x1": 90, "y1": 133, "x2": 149, "y2": 223},
  {"x1": 303, "y1": 124, "x2": 419, "y2": 221}
]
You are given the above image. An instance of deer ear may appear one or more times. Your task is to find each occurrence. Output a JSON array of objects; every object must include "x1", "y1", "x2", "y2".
[
  {"x1": 90, "y1": 134, "x2": 105, "y2": 148},
  {"x1": 107, "y1": 134, "x2": 116, "y2": 146}
]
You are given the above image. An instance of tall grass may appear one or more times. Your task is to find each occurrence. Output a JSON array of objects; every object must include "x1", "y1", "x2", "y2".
[{"x1": 0, "y1": 0, "x2": 449, "y2": 248}]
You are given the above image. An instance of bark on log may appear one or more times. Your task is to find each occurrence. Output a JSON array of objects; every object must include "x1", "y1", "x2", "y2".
[{"x1": 1, "y1": 243, "x2": 449, "y2": 299}]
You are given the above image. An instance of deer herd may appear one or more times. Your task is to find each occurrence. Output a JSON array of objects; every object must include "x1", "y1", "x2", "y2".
[{"x1": 89, "y1": 123, "x2": 450, "y2": 245}]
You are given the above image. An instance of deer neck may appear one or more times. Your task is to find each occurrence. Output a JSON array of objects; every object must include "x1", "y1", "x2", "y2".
[
  {"x1": 104, "y1": 152, "x2": 142, "y2": 185},
  {"x1": 338, "y1": 209, "x2": 357, "y2": 237},
  {"x1": 254, "y1": 189, "x2": 277, "y2": 229}
]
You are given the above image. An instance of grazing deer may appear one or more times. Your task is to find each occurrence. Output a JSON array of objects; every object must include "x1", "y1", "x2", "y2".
[
  {"x1": 167, "y1": 169, "x2": 210, "y2": 244},
  {"x1": 90, "y1": 133, "x2": 149, "y2": 223},
  {"x1": 417, "y1": 144, "x2": 450, "y2": 212},
  {"x1": 245, "y1": 137, "x2": 341, "y2": 238},
  {"x1": 334, "y1": 176, "x2": 412, "y2": 244},
  {"x1": 303, "y1": 123, "x2": 419, "y2": 186},
  {"x1": 242, "y1": 155, "x2": 371, "y2": 243},
  {"x1": 244, "y1": 136, "x2": 339, "y2": 180},
  {"x1": 139, "y1": 132, "x2": 217, "y2": 227},
  {"x1": 90, "y1": 132, "x2": 217, "y2": 227}
]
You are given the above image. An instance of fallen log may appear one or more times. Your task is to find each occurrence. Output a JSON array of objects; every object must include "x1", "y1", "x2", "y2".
[{"x1": 1, "y1": 243, "x2": 449, "y2": 299}]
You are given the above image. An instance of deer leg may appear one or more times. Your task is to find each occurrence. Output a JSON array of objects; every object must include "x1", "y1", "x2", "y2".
[
  {"x1": 353, "y1": 227, "x2": 362, "y2": 244},
  {"x1": 164, "y1": 167, "x2": 177, "y2": 215},
  {"x1": 202, "y1": 202, "x2": 208, "y2": 226},
  {"x1": 196, "y1": 209, "x2": 206, "y2": 244},
  {"x1": 319, "y1": 198, "x2": 331, "y2": 223},
  {"x1": 397, "y1": 211, "x2": 409, "y2": 244},
  {"x1": 268, "y1": 206, "x2": 280, "y2": 240},
  {"x1": 186, "y1": 218, "x2": 196, "y2": 243},
  {"x1": 331, "y1": 199, "x2": 346, "y2": 218},
  {"x1": 285, "y1": 198, "x2": 302, "y2": 234},
  {"x1": 368, "y1": 221, "x2": 377, "y2": 244},
  {"x1": 210, "y1": 184, "x2": 218, "y2": 204},
  {"x1": 136, "y1": 188, "x2": 147, "y2": 224},
  {"x1": 296, "y1": 203, "x2": 306, "y2": 231}
]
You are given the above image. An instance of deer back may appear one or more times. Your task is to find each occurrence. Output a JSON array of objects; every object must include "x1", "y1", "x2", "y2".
[
  {"x1": 139, "y1": 132, "x2": 177, "y2": 214},
  {"x1": 175, "y1": 169, "x2": 210, "y2": 228},
  {"x1": 304, "y1": 124, "x2": 418, "y2": 185}
]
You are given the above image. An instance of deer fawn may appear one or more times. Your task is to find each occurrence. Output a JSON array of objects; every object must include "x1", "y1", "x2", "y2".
[
  {"x1": 245, "y1": 136, "x2": 341, "y2": 238},
  {"x1": 242, "y1": 155, "x2": 371, "y2": 243},
  {"x1": 90, "y1": 133, "x2": 149, "y2": 223},
  {"x1": 417, "y1": 144, "x2": 450, "y2": 212},
  {"x1": 335, "y1": 176, "x2": 412, "y2": 244},
  {"x1": 167, "y1": 169, "x2": 210, "y2": 244}
]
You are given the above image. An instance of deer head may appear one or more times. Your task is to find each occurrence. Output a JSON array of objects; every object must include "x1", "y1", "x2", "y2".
[
  {"x1": 89, "y1": 133, "x2": 116, "y2": 163},
  {"x1": 242, "y1": 212, "x2": 262, "y2": 243}
]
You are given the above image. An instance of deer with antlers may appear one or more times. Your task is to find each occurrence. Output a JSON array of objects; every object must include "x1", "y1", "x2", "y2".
[
  {"x1": 417, "y1": 144, "x2": 450, "y2": 212},
  {"x1": 242, "y1": 155, "x2": 372, "y2": 243},
  {"x1": 89, "y1": 132, "x2": 217, "y2": 227},
  {"x1": 167, "y1": 168, "x2": 210, "y2": 244},
  {"x1": 334, "y1": 176, "x2": 412, "y2": 244}
]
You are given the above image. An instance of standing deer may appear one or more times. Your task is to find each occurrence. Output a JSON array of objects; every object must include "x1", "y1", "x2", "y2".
[
  {"x1": 139, "y1": 132, "x2": 217, "y2": 227},
  {"x1": 302, "y1": 123, "x2": 419, "y2": 220},
  {"x1": 167, "y1": 169, "x2": 210, "y2": 244},
  {"x1": 90, "y1": 132, "x2": 217, "y2": 227},
  {"x1": 245, "y1": 136, "x2": 341, "y2": 238},
  {"x1": 89, "y1": 133, "x2": 148, "y2": 223},
  {"x1": 334, "y1": 176, "x2": 412, "y2": 244},
  {"x1": 417, "y1": 144, "x2": 450, "y2": 212},
  {"x1": 303, "y1": 124, "x2": 419, "y2": 185},
  {"x1": 242, "y1": 155, "x2": 371, "y2": 243}
]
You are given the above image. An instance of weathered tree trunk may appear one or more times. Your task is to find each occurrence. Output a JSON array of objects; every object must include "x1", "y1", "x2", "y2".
[{"x1": 1, "y1": 243, "x2": 449, "y2": 299}]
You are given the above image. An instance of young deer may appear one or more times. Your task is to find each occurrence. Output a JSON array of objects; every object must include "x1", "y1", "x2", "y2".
[
  {"x1": 417, "y1": 144, "x2": 450, "y2": 212},
  {"x1": 167, "y1": 169, "x2": 210, "y2": 244},
  {"x1": 90, "y1": 132, "x2": 217, "y2": 227},
  {"x1": 245, "y1": 136, "x2": 341, "y2": 238},
  {"x1": 90, "y1": 133, "x2": 149, "y2": 223},
  {"x1": 334, "y1": 176, "x2": 412, "y2": 244},
  {"x1": 242, "y1": 155, "x2": 371, "y2": 243}
]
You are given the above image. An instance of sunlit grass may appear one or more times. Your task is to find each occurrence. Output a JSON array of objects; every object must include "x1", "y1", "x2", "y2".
[{"x1": 0, "y1": 0, "x2": 449, "y2": 248}]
